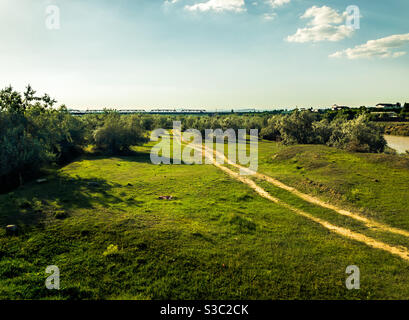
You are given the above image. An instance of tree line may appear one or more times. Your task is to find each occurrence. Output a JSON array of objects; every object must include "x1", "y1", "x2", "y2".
[
  {"x1": 0, "y1": 86, "x2": 388, "y2": 192},
  {"x1": 0, "y1": 86, "x2": 147, "y2": 192}
]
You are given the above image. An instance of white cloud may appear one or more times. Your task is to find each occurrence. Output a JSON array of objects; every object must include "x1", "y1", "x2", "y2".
[
  {"x1": 301, "y1": 5, "x2": 344, "y2": 26},
  {"x1": 166, "y1": 0, "x2": 290, "y2": 18},
  {"x1": 266, "y1": 0, "x2": 290, "y2": 9},
  {"x1": 287, "y1": 25, "x2": 353, "y2": 43},
  {"x1": 330, "y1": 33, "x2": 409, "y2": 59},
  {"x1": 164, "y1": 0, "x2": 180, "y2": 5},
  {"x1": 263, "y1": 12, "x2": 276, "y2": 20},
  {"x1": 184, "y1": 0, "x2": 246, "y2": 13},
  {"x1": 287, "y1": 5, "x2": 354, "y2": 43},
  {"x1": 262, "y1": 0, "x2": 290, "y2": 20}
]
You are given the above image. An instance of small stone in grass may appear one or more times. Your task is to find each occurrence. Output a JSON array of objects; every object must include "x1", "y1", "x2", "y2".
[{"x1": 158, "y1": 195, "x2": 173, "y2": 200}]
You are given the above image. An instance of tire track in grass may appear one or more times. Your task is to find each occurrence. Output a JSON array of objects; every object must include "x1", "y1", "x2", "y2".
[
  {"x1": 214, "y1": 160, "x2": 409, "y2": 262},
  {"x1": 209, "y1": 142, "x2": 409, "y2": 239},
  {"x1": 179, "y1": 137, "x2": 409, "y2": 261}
]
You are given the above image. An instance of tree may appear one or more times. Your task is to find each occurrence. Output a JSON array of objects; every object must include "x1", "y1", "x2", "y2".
[
  {"x1": 0, "y1": 86, "x2": 24, "y2": 113},
  {"x1": 328, "y1": 115, "x2": 386, "y2": 153},
  {"x1": 0, "y1": 87, "x2": 52, "y2": 189},
  {"x1": 277, "y1": 110, "x2": 319, "y2": 144},
  {"x1": 0, "y1": 86, "x2": 87, "y2": 191},
  {"x1": 93, "y1": 113, "x2": 147, "y2": 154},
  {"x1": 313, "y1": 119, "x2": 332, "y2": 144},
  {"x1": 260, "y1": 115, "x2": 281, "y2": 141}
]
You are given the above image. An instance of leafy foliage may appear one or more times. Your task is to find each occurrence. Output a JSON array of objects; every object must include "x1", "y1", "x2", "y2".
[
  {"x1": 92, "y1": 113, "x2": 147, "y2": 154},
  {"x1": 0, "y1": 86, "x2": 392, "y2": 192},
  {"x1": 0, "y1": 86, "x2": 146, "y2": 191},
  {"x1": 260, "y1": 111, "x2": 386, "y2": 153}
]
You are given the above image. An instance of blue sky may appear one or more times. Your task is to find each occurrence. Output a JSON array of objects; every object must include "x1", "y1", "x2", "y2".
[{"x1": 0, "y1": 0, "x2": 408, "y2": 109}]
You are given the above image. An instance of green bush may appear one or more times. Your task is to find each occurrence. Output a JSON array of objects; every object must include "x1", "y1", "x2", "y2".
[
  {"x1": 260, "y1": 111, "x2": 386, "y2": 153},
  {"x1": 328, "y1": 115, "x2": 386, "y2": 153},
  {"x1": 0, "y1": 86, "x2": 86, "y2": 191},
  {"x1": 93, "y1": 113, "x2": 147, "y2": 154}
]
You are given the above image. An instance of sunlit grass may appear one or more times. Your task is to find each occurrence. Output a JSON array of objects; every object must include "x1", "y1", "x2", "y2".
[{"x1": 0, "y1": 139, "x2": 409, "y2": 299}]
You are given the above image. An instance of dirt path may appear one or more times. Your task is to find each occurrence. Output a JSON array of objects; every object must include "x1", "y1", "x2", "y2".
[
  {"x1": 215, "y1": 161, "x2": 409, "y2": 262},
  {"x1": 178, "y1": 136, "x2": 409, "y2": 261},
  {"x1": 209, "y1": 143, "x2": 409, "y2": 239}
]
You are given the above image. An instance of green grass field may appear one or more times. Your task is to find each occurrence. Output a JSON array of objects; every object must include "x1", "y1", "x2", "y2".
[{"x1": 1, "y1": 139, "x2": 409, "y2": 299}]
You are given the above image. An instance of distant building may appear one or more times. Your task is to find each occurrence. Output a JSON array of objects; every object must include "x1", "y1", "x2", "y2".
[
  {"x1": 375, "y1": 103, "x2": 401, "y2": 109},
  {"x1": 332, "y1": 104, "x2": 349, "y2": 111}
]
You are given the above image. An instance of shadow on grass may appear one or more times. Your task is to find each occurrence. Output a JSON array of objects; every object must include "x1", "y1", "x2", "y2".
[
  {"x1": 82, "y1": 149, "x2": 173, "y2": 165},
  {"x1": 0, "y1": 150, "x2": 178, "y2": 228},
  {"x1": 0, "y1": 174, "x2": 122, "y2": 228}
]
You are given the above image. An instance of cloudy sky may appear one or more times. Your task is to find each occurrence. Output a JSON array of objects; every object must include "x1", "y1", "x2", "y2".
[{"x1": 0, "y1": 0, "x2": 408, "y2": 109}]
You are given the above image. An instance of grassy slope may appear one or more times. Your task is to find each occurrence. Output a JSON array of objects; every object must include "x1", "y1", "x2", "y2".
[
  {"x1": 257, "y1": 141, "x2": 409, "y2": 231},
  {"x1": 1, "y1": 141, "x2": 409, "y2": 299}
]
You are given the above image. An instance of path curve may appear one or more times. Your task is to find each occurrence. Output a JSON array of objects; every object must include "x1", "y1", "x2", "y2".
[
  {"x1": 179, "y1": 135, "x2": 409, "y2": 261},
  {"x1": 210, "y1": 143, "x2": 409, "y2": 238}
]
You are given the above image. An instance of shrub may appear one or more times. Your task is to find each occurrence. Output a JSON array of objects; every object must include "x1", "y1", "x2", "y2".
[
  {"x1": 92, "y1": 113, "x2": 147, "y2": 154},
  {"x1": 278, "y1": 111, "x2": 320, "y2": 145},
  {"x1": 260, "y1": 116, "x2": 281, "y2": 141},
  {"x1": 0, "y1": 86, "x2": 86, "y2": 192},
  {"x1": 328, "y1": 115, "x2": 386, "y2": 153}
]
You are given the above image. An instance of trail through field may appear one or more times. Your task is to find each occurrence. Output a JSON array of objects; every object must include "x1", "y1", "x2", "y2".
[
  {"x1": 215, "y1": 161, "x2": 409, "y2": 262},
  {"x1": 178, "y1": 135, "x2": 409, "y2": 262},
  {"x1": 211, "y1": 143, "x2": 409, "y2": 239},
  {"x1": 225, "y1": 151, "x2": 409, "y2": 237}
]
